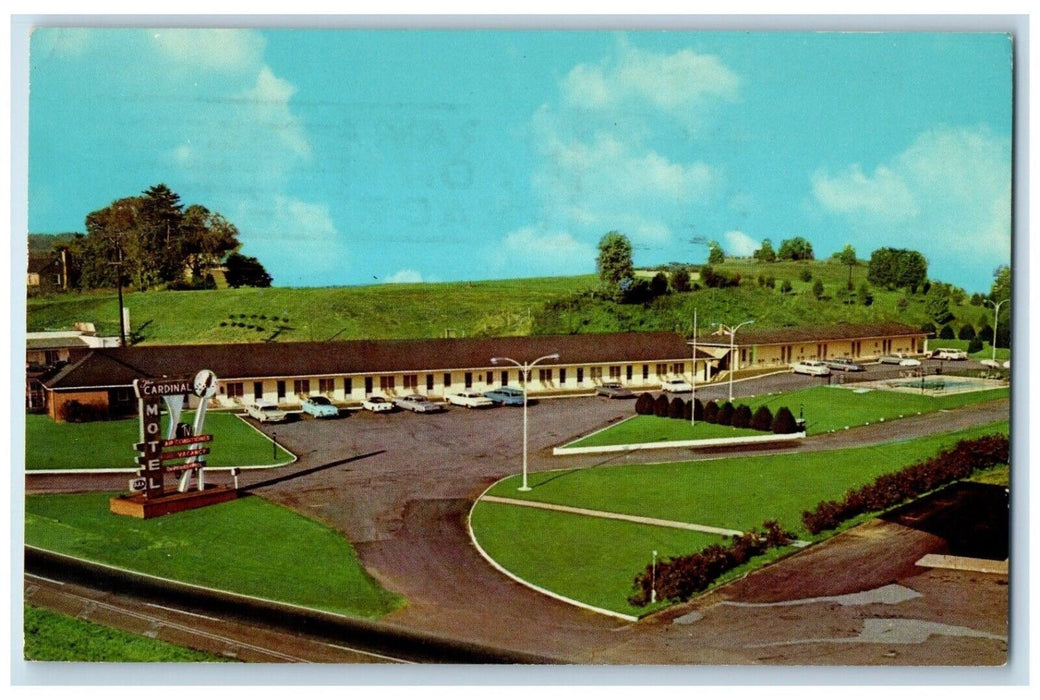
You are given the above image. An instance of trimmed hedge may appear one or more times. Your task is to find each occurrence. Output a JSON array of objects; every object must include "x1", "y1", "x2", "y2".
[
  {"x1": 668, "y1": 397, "x2": 686, "y2": 419},
  {"x1": 716, "y1": 401, "x2": 734, "y2": 426},
  {"x1": 629, "y1": 520, "x2": 796, "y2": 606},
  {"x1": 653, "y1": 394, "x2": 670, "y2": 418},
  {"x1": 732, "y1": 404, "x2": 752, "y2": 429},
  {"x1": 703, "y1": 400, "x2": 719, "y2": 424},
  {"x1": 635, "y1": 392, "x2": 655, "y2": 415},
  {"x1": 801, "y1": 434, "x2": 1009, "y2": 535},
  {"x1": 772, "y1": 406, "x2": 799, "y2": 434},
  {"x1": 751, "y1": 405, "x2": 774, "y2": 432}
]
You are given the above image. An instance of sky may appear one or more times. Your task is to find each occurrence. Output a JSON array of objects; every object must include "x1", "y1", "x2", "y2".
[{"x1": 26, "y1": 28, "x2": 1013, "y2": 292}]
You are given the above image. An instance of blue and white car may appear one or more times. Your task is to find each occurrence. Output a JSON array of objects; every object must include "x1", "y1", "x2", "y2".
[
  {"x1": 302, "y1": 395, "x2": 339, "y2": 418},
  {"x1": 484, "y1": 386, "x2": 526, "y2": 406}
]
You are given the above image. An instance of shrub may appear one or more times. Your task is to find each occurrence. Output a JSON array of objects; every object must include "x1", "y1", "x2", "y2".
[
  {"x1": 772, "y1": 406, "x2": 798, "y2": 434},
  {"x1": 683, "y1": 400, "x2": 693, "y2": 421},
  {"x1": 703, "y1": 400, "x2": 719, "y2": 424},
  {"x1": 800, "y1": 268, "x2": 813, "y2": 282},
  {"x1": 669, "y1": 397, "x2": 686, "y2": 419},
  {"x1": 654, "y1": 394, "x2": 670, "y2": 418},
  {"x1": 634, "y1": 392, "x2": 655, "y2": 415},
  {"x1": 959, "y1": 324, "x2": 976, "y2": 340},
  {"x1": 812, "y1": 279, "x2": 825, "y2": 299},
  {"x1": 750, "y1": 405, "x2": 773, "y2": 432},
  {"x1": 693, "y1": 398, "x2": 704, "y2": 421},
  {"x1": 716, "y1": 401, "x2": 734, "y2": 426},
  {"x1": 939, "y1": 324, "x2": 955, "y2": 340},
  {"x1": 732, "y1": 404, "x2": 752, "y2": 429},
  {"x1": 60, "y1": 400, "x2": 107, "y2": 423},
  {"x1": 780, "y1": 280, "x2": 793, "y2": 294},
  {"x1": 967, "y1": 336, "x2": 984, "y2": 354}
]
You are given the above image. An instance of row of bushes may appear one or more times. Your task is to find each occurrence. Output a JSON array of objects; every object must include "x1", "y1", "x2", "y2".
[
  {"x1": 629, "y1": 520, "x2": 796, "y2": 607},
  {"x1": 801, "y1": 434, "x2": 1009, "y2": 534},
  {"x1": 634, "y1": 393, "x2": 801, "y2": 434}
]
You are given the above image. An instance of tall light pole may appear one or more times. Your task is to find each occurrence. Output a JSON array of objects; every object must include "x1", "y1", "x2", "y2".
[
  {"x1": 491, "y1": 353, "x2": 559, "y2": 491},
  {"x1": 984, "y1": 298, "x2": 1009, "y2": 362},
  {"x1": 717, "y1": 320, "x2": 754, "y2": 402},
  {"x1": 689, "y1": 309, "x2": 698, "y2": 426}
]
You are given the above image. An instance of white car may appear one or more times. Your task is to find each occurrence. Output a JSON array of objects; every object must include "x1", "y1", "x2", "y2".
[
  {"x1": 362, "y1": 396, "x2": 394, "y2": 413},
  {"x1": 246, "y1": 400, "x2": 288, "y2": 423},
  {"x1": 446, "y1": 390, "x2": 495, "y2": 409},
  {"x1": 792, "y1": 360, "x2": 831, "y2": 376},
  {"x1": 879, "y1": 353, "x2": 921, "y2": 367},
  {"x1": 392, "y1": 394, "x2": 444, "y2": 413},
  {"x1": 932, "y1": 348, "x2": 968, "y2": 360},
  {"x1": 660, "y1": 377, "x2": 693, "y2": 393}
]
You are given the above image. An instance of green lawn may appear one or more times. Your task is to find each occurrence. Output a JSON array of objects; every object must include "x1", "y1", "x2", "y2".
[
  {"x1": 472, "y1": 421, "x2": 1008, "y2": 616},
  {"x1": 751, "y1": 385, "x2": 1007, "y2": 435},
  {"x1": 567, "y1": 415, "x2": 766, "y2": 448},
  {"x1": 23, "y1": 605, "x2": 230, "y2": 662},
  {"x1": 25, "y1": 492, "x2": 405, "y2": 618},
  {"x1": 25, "y1": 412, "x2": 292, "y2": 470}
]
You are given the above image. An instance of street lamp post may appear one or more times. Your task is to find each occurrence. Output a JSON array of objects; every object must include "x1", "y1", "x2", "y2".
[
  {"x1": 651, "y1": 549, "x2": 658, "y2": 604},
  {"x1": 985, "y1": 298, "x2": 1009, "y2": 363},
  {"x1": 717, "y1": 320, "x2": 754, "y2": 402},
  {"x1": 689, "y1": 309, "x2": 698, "y2": 426},
  {"x1": 490, "y1": 353, "x2": 560, "y2": 491}
]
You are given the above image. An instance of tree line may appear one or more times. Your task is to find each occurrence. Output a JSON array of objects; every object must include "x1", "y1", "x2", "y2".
[{"x1": 34, "y1": 184, "x2": 272, "y2": 292}]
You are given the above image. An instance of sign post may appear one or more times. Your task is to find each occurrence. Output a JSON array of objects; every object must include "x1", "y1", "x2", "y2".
[{"x1": 110, "y1": 369, "x2": 236, "y2": 519}]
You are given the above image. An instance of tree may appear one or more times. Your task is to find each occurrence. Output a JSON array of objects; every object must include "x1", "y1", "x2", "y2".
[
  {"x1": 812, "y1": 279, "x2": 825, "y2": 299},
  {"x1": 654, "y1": 394, "x2": 670, "y2": 418},
  {"x1": 925, "y1": 289, "x2": 955, "y2": 325},
  {"x1": 988, "y1": 266, "x2": 1011, "y2": 349},
  {"x1": 867, "y1": 247, "x2": 927, "y2": 293},
  {"x1": 716, "y1": 401, "x2": 734, "y2": 426},
  {"x1": 669, "y1": 397, "x2": 686, "y2": 419},
  {"x1": 635, "y1": 393, "x2": 655, "y2": 415},
  {"x1": 650, "y1": 272, "x2": 670, "y2": 297},
  {"x1": 857, "y1": 282, "x2": 873, "y2": 306},
  {"x1": 671, "y1": 266, "x2": 692, "y2": 292},
  {"x1": 939, "y1": 324, "x2": 955, "y2": 340},
  {"x1": 732, "y1": 405, "x2": 752, "y2": 429},
  {"x1": 780, "y1": 280, "x2": 793, "y2": 294},
  {"x1": 179, "y1": 205, "x2": 240, "y2": 281},
  {"x1": 224, "y1": 253, "x2": 273, "y2": 288},
  {"x1": 596, "y1": 232, "x2": 634, "y2": 290},
  {"x1": 703, "y1": 400, "x2": 719, "y2": 424},
  {"x1": 753, "y1": 239, "x2": 777, "y2": 263},
  {"x1": 708, "y1": 240, "x2": 725, "y2": 265},
  {"x1": 837, "y1": 244, "x2": 858, "y2": 287},
  {"x1": 777, "y1": 237, "x2": 814, "y2": 261}
]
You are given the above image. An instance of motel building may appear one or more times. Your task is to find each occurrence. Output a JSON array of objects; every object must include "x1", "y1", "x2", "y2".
[{"x1": 36, "y1": 323, "x2": 927, "y2": 422}]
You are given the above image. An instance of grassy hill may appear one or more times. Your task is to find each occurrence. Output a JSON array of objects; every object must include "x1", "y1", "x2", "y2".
[{"x1": 25, "y1": 259, "x2": 1000, "y2": 345}]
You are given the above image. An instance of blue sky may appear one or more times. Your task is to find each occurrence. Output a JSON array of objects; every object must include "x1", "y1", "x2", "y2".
[{"x1": 28, "y1": 29, "x2": 1012, "y2": 292}]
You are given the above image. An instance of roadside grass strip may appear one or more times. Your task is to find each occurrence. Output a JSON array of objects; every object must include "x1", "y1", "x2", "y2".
[
  {"x1": 472, "y1": 421, "x2": 1008, "y2": 617},
  {"x1": 24, "y1": 604, "x2": 230, "y2": 662},
  {"x1": 25, "y1": 412, "x2": 293, "y2": 471},
  {"x1": 24, "y1": 492, "x2": 405, "y2": 619},
  {"x1": 564, "y1": 415, "x2": 767, "y2": 449}
]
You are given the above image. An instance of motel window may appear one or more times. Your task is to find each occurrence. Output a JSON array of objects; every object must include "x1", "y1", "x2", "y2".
[
  {"x1": 577, "y1": 368, "x2": 584, "y2": 384},
  {"x1": 672, "y1": 363, "x2": 684, "y2": 375},
  {"x1": 427, "y1": 374, "x2": 435, "y2": 391},
  {"x1": 380, "y1": 376, "x2": 395, "y2": 392},
  {"x1": 590, "y1": 366, "x2": 603, "y2": 380},
  {"x1": 404, "y1": 374, "x2": 418, "y2": 390},
  {"x1": 364, "y1": 377, "x2": 373, "y2": 395},
  {"x1": 253, "y1": 382, "x2": 263, "y2": 400},
  {"x1": 319, "y1": 378, "x2": 335, "y2": 394},
  {"x1": 443, "y1": 373, "x2": 452, "y2": 388},
  {"x1": 559, "y1": 368, "x2": 567, "y2": 384},
  {"x1": 465, "y1": 372, "x2": 473, "y2": 389},
  {"x1": 501, "y1": 371, "x2": 509, "y2": 386},
  {"x1": 656, "y1": 363, "x2": 668, "y2": 376},
  {"x1": 741, "y1": 348, "x2": 748, "y2": 364},
  {"x1": 609, "y1": 365, "x2": 621, "y2": 380},
  {"x1": 643, "y1": 364, "x2": 649, "y2": 380},
  {"x1": 277, "y1": 381, "x2": 286, "y2": 401},
  {"x1": 344, "y1": 378, "x2": 353, "y2": 395},
  {"x1": 626, "y1": 365, "x2": 633, "y2": 381},
  {"x1": 486, "y1": 372, "x2": 494, "y2": 385},
  {"x1": 294, "y1": 379, "x2": 311, "y2": 396},
  {"x1": 538, "y1": 368, "x2": 552, "y2": 383},
  {"x1": 226, "y1": 382, "x2": 244, "y2": 398}
]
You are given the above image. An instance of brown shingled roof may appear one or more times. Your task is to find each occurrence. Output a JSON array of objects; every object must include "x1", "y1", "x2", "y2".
[
  {"x1": 694, "y1": 322, "x2": 925, "y2": 347},
  {"x1": 44, "y1": 332, "x2": 712, "y2": 390}
]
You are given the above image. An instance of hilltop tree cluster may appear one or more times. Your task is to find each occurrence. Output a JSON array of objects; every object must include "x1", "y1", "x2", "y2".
[{"x1": 43, "y1": 184, "x2": 272, "y2": 291}]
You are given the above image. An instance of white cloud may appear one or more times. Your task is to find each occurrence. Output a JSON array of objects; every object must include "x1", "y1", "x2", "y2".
[
  {"x1": 723, "y1": 230, "x2": 759, "y2": 257},
  {"x1": 489, "y1": 227, "x2": 596, "y2": 276},
  {"x1": 810, "y1": 125, "x2": 1011, "y2": 277},
  {"x1": 384, "y1": 269, "x2": 424, "y2": 284},
  {"x1": 238, "y1": 67, "x2": 312, "y2": 159},
  {"x1": 150, "y1": 29, "x2": 266, "y2": 73}
]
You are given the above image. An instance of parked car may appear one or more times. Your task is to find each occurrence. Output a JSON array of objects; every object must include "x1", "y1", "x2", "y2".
[
  {"x1": 361, "y1": 396, "x2": 394, "y2": 413},
  {"x1": 931, "y1": 348, "x2": 968, "y2": 360},
  {"x1": 246, "y1": 399, "x2": 288, "y2": 423},
  {"x1": 792, "y1": 360, "x2": 831, "y2": 376},
  {"x1": 596, "y1": 382, "x2": 635, "y2": 399},
  {"x1": 301, "y1": 395, "x2": 339, "y2": 418},
  {"x1": 824, "y1": 357, "x2": 864, "y2": 372},
  {"x1": 879, "y1": 353, "x2": 921, "y2": 367},
  {"x1": 484, "y1": 386, "x2": 526, "y2": 406},
  {"x1": 660, "y1": 377, "x2": 693, "y2": 393},
  {"x1": 446, "y1": 390, "x2": 495, "y2": 409},
  {"x1": 980, "y1": 359, "x2": 1002, "y2": 369},
  {"x1": 392, "y1": 394, "x2": 444, "y2": 413}
]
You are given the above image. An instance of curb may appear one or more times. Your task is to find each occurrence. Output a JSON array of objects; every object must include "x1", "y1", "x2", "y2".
[{"x1": 554, "y1": 431, "x2": 807, "y2": 456}]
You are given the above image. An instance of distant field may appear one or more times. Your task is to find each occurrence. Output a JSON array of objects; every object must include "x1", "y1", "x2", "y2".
[
  {"x1": 25, "y1": 492, "x2": 405, "y2": 618},
  {"x1": 472, "y1": 420, "x2": 1009, "y2": 617},
  {"x1": 26, "y1": 276, "x2": 598, "y2": 344},
  {"x1": 24, "y1": 605, "x2": 230, "y2": 662},
  {"x1": 25, "y1": 412, "x2": 292, "y2": 470}
]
